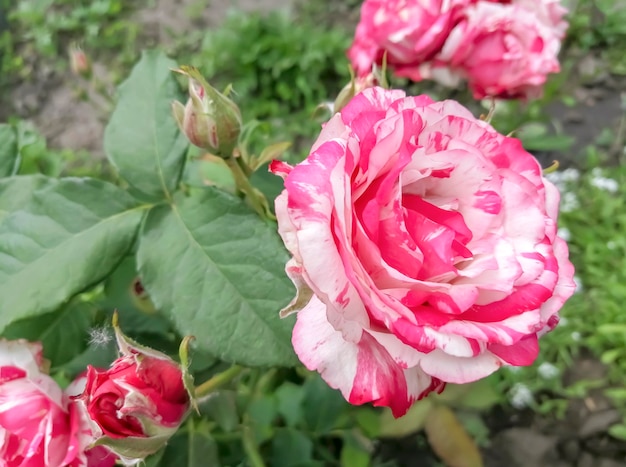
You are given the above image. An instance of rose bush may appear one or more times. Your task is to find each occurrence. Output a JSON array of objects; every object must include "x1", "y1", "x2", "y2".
[
  {"x1": 272, "y1": 87, "x2": 575, "y2": 417},
  {"x1": 0, "y1": 339, "x2": 90, "y2": 467},
  {"x1": 347, "y1": 0, "x2": 470, "y2": 81}
]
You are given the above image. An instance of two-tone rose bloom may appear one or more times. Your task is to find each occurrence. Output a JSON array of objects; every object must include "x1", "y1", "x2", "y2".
[
  {"x1": 348, "y1": 0, "x2": 568, "y2": 99},
  {"x1": 0, "y1": 340, "x2": 92, "y2": 466},
  {"x1": 272, "y1": 87, "x2": 575, "y2": 417},
  {"x1": 0, "y1": 328, "x2": 189, "y2": 465}
]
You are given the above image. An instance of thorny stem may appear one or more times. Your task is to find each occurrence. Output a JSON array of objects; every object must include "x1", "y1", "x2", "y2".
[{"x1": 194, "y1": 365, "x2": 244, "y2": 398}]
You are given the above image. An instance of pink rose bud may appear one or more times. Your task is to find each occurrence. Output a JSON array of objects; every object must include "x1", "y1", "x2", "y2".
[
  {"x1": 69, "y1": 44, "x2": 92, "y2": 78},
  {"x1": 271, "y1": 87, "x2": 575, "y2": 417},
  {"x1": 75, "y1": 326, "x2": 190, "y2": 463},
  {"x1": 0, "y1": 339, "x2": 91, "y2": 467},
  {"x1": 172, "y1": 66, "x2": 242, "y2": 156}
]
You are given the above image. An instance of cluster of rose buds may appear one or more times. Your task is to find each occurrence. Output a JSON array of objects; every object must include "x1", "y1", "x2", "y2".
[
  {"x1": 0, "y1": 326, "x2": 191, "y2": 466},
  {"x1": 348, "y1": 0, "x2": 568, "y2": 99}
]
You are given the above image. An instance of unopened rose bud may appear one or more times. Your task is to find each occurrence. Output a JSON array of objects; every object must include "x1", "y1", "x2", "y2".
[
  {"x1": 75, "y1": 325, "x2": 191, "y2": 463},
  {"x1": 69, "y1": 44, "x2": 92, "y2": 78},
  {"x1": 172, "y1": 66, "x2": 242, "y2": 157},
  {"x1": 333, "y1": 73, "x2": 378, "y2": 113}
]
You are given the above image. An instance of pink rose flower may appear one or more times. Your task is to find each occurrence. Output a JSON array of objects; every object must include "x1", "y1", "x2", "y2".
[
  {"x1": 74, "y1": 326, "x2": 190, "y2": 463},
  {"x1": 0, "y1": 339, "x2": 90, "y2": 467},
  {"x1": 483, "y1": 0, "x2": 568, "y2": 38},
  {"x1": 347, "y1": 0, "x2": 470, "y2": 81},
  {"x1": 65, "y1": 375, "x2": 119, "y2": 467},
  {"x1": 81, "y1": 356, "x2": 189, "y2": 439},
  {"x1": 433, "y1": 2, "x2": 564, "y2": 98},
  {"x1": 271, "y1": 87, "x2": 575, "y2": 417}
]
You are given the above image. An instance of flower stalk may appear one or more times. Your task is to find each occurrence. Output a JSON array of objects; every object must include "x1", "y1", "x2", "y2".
[{"x1": 195, "y1": 365, "x2": 244, "y2": 399}]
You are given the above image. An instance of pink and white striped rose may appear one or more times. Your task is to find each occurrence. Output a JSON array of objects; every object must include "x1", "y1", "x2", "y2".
[
  {"x1": 347, "y1": 0, "x2": 470, "y2": 81},
  {"x1": 272, "y1": 87, "x2": 575, "y2": 417},
  {"x1": 0, "y1": 340, "x2": 92, "y2": 466},
  {"x1": 431, "y1": 1, "x2": 565, "y2": 98}
]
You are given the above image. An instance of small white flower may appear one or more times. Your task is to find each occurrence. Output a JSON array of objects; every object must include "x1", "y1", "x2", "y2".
[
  {"x1": 559, "y1": 317, "x2": 569, "y2": 326},
  {"x1": 545, "y1": 168, "x2": 580, "y2": 191},
  {"x1": 557, "y1": 227, "x2": 571, "y2": 241},
  {"x1": 509, "y1": 383, "x2": 534, "y2": 409},
  {"x1": 560, "y1": 192, "x2": 579, "y2": 213},
  {"x1": 607, "y1": 240, "x2": 617, "y2": 250},
  {"x1": 590, "y1": 176, "x2": 618, "y2": 193},
  {"x1": 571, "y1": 331, "x2": 581, "y2": 341},
  {"x1": 537, "y1": 362, "x2": 560, "y2": 379},
  {"x1": 505, "y1": 365, "x2": 522, "y2": 374},
  {"x1": 562, "y1": 168, "x2": 581, "y2": 182}
]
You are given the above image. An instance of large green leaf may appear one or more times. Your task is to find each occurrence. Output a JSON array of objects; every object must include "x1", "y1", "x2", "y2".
[
  {"x1": 137, "y1": 187, "x2": 297, "y2": 367},
  {"x1": 0, "y1": 178, "x2": 146, "y2": 331},
  {"x1": 0, "y1": 124, "x2": 18, "y2": 177},
  {"x1": 102, "y1": 255, "x2": 172, "y2": 335},
  {"x1": 2, "y1": 301, "x2": 94, "y2": 368},
  {"x1": 0, "y1": 175, "x2": 54, "y2": 222},
  {"x1": 104, "y1": 50, "x2": 188, "y2": 200}
]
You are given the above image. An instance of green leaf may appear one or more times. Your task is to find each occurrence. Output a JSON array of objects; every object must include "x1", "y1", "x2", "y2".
[
  {"x1": 182, "y1": 155, "x2": 236, "y2": 192},
  {"x1": 2, "y1": 301, "x2": 94, "y2": 368},
  {"x1": 433, "y1": 379, "x2": 501, "y2": 410},
  {"x1": 102, "y1": 256, "x2": 171, "y2": 335},
  {"x1": 158, "y1": 421, "x2": 220, "y2": 467},
  {"x1": 248, "y1": 395, "x2": 278, "y2": 444},
  {"x1": 302, "y1": 374, "x2": 346, "y2": 434},
  {"x1": 378, "y1": 399, "x2": 433, "y2": 438},
  {"x1": 355, "y1": 408, "x2": 381, "y2": 438},
  {"x1": 0, "y1": 178, "x2": 145, "y2": 332},
  {"x1": 0, "y1": 124, "x2": 19, "y2": 177},
  {"x1": 137, "y1": 187, "x2": 297, "y2": 367},
  {"x1": 340, "y1": 432, "x2": 372, "y2": 467},
  {"x1": 275, "y1": 382, "x2": 305, "y2": 427},
  {"x1": 250, "y1": 141, "x2": 291, "y2": 172},
  {"x1": 0, "y1": 175, "x2": 53, "y2": 223},
  {"x1": 104, "y1": 50, "x2": 188, "y2": 200},
  {"x1": 199, "y1": 390, "x2": 239, "y2": 432},
  {"x1": 57, "y1": 339, "x2": 118, "y2": 378},
  {"x1": 270, "y1": 428, "x2": 314, "y2": 467}
]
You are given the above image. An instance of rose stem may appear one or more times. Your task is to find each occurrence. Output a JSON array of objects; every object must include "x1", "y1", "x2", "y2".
[{"x1": 194, "y1": 365, "x2": 244, "y2": 398}]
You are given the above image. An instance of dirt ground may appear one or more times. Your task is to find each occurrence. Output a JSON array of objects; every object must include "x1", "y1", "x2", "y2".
[
  {"x1": 9, "y1": 0, "x2": 297, "y2": 157},
  {"x1": 5, "y1": 1, "x2": 626, "y2": 466}
]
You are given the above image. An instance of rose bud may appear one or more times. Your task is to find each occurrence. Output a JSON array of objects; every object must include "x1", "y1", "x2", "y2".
[
  {"x1": 69, "y1": 43, "x2": 92, "y2": 78},
  {"x1": 172, "y1": 66, "x2": 242, "y2": 157},
  {"x1": 75, "y1": 325, "x2": 191, "y2": 463},
  {"x1": 0, "y1": 339, "x2": 91, "y2": 467}
]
